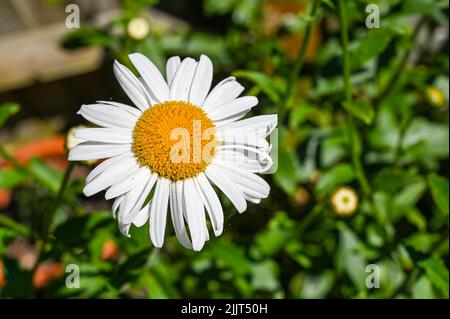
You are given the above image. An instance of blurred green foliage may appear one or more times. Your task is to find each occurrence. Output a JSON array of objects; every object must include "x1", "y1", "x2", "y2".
[{"x1": 0, "y1": 0, "x2": 449, "y2": 298}]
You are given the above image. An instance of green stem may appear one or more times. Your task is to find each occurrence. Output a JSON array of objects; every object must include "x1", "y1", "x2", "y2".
[
  {"x1": 43, "y1": 162, "x2": 75, "y2": 235},
  {"x1": 0, "y1": 213, "x2": 30, "y2": 236},
  {"x1": 0, "y1": 145, "x2": 29, "y2": 173},
  {"x1": 338, "y1": 0, "x2": 372, "y2": 196},
  {"x1": 298, "y1": 202, "x2": 324, "y2": 235},
  {"x1": 32, "y1": 162, "x2": 75, "y2": 278},
  {"x1": 375, "y1": 17, "x2": 427, "y2": 105},
  {"x1": 280, "y1": 0, "x2": 320, "y2": 121}
]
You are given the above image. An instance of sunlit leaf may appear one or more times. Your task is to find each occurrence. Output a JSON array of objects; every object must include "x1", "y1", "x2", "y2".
[
  {"x1": 343, "y1": 100, "x2": 375, "y2": 125},
  {"x1": 428, "y1": 173, "x2": 449, "y2": 216},
  {"x1": 0, "y1": 169, "x2": 26, "y2": 189},
  {"x1": 0, "y1": 103, "x2": 20, "y2": 128},
  {"x1": 315, "y1": 163, "x2": 355, "y2": 194},
  {"x1": 419, "y1": 257, "x2": 449, "y2": 298}
]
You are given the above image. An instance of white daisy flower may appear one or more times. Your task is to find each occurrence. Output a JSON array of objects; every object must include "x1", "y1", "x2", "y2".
[{"x1": 68, "y1": 53, "x2": 277, "y2": 251}]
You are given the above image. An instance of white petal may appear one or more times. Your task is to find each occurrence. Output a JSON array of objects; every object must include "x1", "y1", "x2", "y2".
[
  {"x1": 68, "y1": 142, "x2": 131, "y2": 161},
  {"x1": 189, "y1": 54, "x2": 213, "y2": 106},
  {"x1": 77, "y1": 104, "x2": 137, "y2": 129},
  {"x1": 133, "y1": 200, "x2": 151, "y2": 227},
  {"x1": 120, "y1": 173, "x2": 158, "y2": 224},
  {"x1": 86, "y1": 153, "x2": 132, "y2": 184},
  {"x1": 210, "y1": 96, "x2": 258, "y2": 121},
  {"x1": 205, "y1": 164, "x2": 247, "y2": 213},
  {"x1": 213, "y1": 110, "x2": 249, "y2": 127},
  {"x1": 149, "y1": 178, "x2": 171, "y2": 248},
  {"x1": 129, "y1": 53, "x2": 170, "y2": 103},
  {"x1": 75, "y1": 128, "x2": 132, "y2": 144},
  {"x1": 219, "y1": 114, "x2": 278, "y2": 137},
  {"x1": 169, "y1": 182, "x2": 192, "y2": 249},
  {"x1": 138, "y1": 77, "x2": 158, "y2": 106},
  {"x1": 194, "y1": 173, "x2": 223, "y2": 237},
  {"x1": 83, "y1": 158, "x2": 138, "y2": 196},
  {"x1": 183, "y1": 179, "x2": 206, "y2": 251},
  {"x1": 216, "y1": 132, "x2": 270, "y2": 152},
  {"x1": 216, "y1": 149, "x2": 273, "y2": 173},
  {"x1": 97, "y1": 100, "x2": 142, "y2": 117},
  {"x1": 214, "y1": 161, "x2": 270, "y2": 199},
  {"x1": 202, "y1": 79, "x2": 244, "y2": 113},
  {"x1": 243, "y1": 195, "x2": 261, "y2": 204},
  {"x1": 166, "y1": 56, "x2": 181, "y2": 87},
  {"x1": 217, "y1": 143, "x2": 271, "y2": 156},
  {"x1": 112, "y1": 195, "x2": 124, "y2": 218},
  {"x1": 105, "y1": 167, "x2": 151, "y2": 199},
  {"x1": 200, "y1": 76, "x2": 234, "y2": 108},
  {"x1": 170, "y1": 58, "x2": 197, "y2": 101},
  {"x1": 113, "y1": 60, "x2": 152, "y2": 111},
  {"x1": 118, "y1": 220, "x2": 131, "y2": 237}
]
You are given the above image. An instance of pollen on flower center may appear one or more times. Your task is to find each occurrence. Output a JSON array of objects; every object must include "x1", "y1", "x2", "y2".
[{"x1": 132, "y1": 101, "x2": 216, "y2": 181}]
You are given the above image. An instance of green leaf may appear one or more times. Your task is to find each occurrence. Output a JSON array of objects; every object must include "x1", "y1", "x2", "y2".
[
  {"x1": 392, "y1": 180, "x2": 427, "y2": 221},
  {"x1": 53, "y1": 213, "x2": 111, "y2": 247},
  {"x1": 428, "y1": 173, "x2": 449, "y2": 215},
  {"x1": 27, "y1": 158, "x2": 62, "y2": 193},
  {"x1": 412, "y1": 276, "x2": 435, "y2": 299},
  {"x1": 0, "y1": 169, "x2": 26, "y2": 189},
  {"x1": 112, "y1": 247, "x2": 152, "y2": 287},
  {"x1": 250, "y1": 260, "x2": 280, "y2": 292},
  {"x1": 202, "y1": 236, "x2": 252, "y2": 276},
  {"x1": 0, "y1": 103, "x2": 20, "y2": 128},
  {"x1": 0, "y1": 228, "x2": 16, "y2": 255},
  {"x1": 419, "y1": 257, "x2": 449, "y2": 298},
  {"x1": 274, "y1": 147, "x2": 300, "y2": 195},
  {"x1": 402, "y1": 118, "x2": 449, "y2": 168},
  {"x1": 255, "y1": 211, "x2": 296, "y2": 256},
  {"x1": 0, "y1": 259, "x2": 34, "y2": 298},
  {"x1": 233, "y1": 70, "x2": 283, "y2": 104},
  {"x1": 204, "y1": 0, "x2": 237, "y2": 15},
  {"x1": 289, "y1": 104, "x2": 314, "y2": 129},
  {"x1": 300, "y1": 271, "x2": 334, "y2": 299},
  {"x1": 315, "y1": 163, "x2": 355, "y2": 193},
  {"x1": 343, "y1": 100, "x2": 375, "y2": 125},
  {"x1": 350, "y1": 28, "x2": 394, "y2": 70},
  {"x1": 61, "y1": 27, "x2": 116, "y2": 50},
  {"x1": 336, "y1": 224, "x2": 367, "y2": 291}
]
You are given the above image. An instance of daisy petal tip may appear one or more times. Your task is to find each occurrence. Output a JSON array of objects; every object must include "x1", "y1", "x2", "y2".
[
  {"x1": 67, "y1": 149, "x2": 78, "y2": 161},
  {"x1": 200, "y1": 54, "x2": 212, "y2": 63},
  {"x1": 82, "y1": 187, "x2": 93, "y2": 198},
  {"x1": 238, "y1": 205, "x2": 247, "y2": 214},
  {"x1": 192, "y1": 242, "x2": 205, "y2": 252},
  {"x1": 104, "y1": 191, "x2": 115, "y2": 200},
  {"x1": 151, "y1": 238, "x2": 163, "y2": 249},
  {"x1": 213, "y1": 228, "x2": 223, "y2": 237}
]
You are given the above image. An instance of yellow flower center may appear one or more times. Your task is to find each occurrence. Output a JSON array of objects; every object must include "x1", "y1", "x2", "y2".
[{"x1": 132, "y1": 101, "x2": 216, "y2": 181}]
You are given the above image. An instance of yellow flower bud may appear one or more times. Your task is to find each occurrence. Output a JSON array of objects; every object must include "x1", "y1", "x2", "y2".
[
  {"x1": 426, "y1": 86, "x2": 445, "y2": 108},
  {"x1": 331, "y1": 186, "x2": 358, "y2": 217},
  {"x1": 127, "y1": 17, "x2": 151, "y2": 41}
]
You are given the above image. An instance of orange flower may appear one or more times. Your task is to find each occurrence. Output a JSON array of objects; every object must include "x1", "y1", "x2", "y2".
[
  {"x1": 32, "y1": 261, "x2": 63, "y2": 289},
  {"x1": 0, "y1": 189, "x2": 12, "y2": 210},
  {"x1": 0, "y1": 259, "x2": 6, "y2": 288},
  {"x1": 101, "y1": 239, "x2": 119, "y2": 261},
  {"x1": 262, "y1": 0, "x2": 321, "y2": 62}
]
